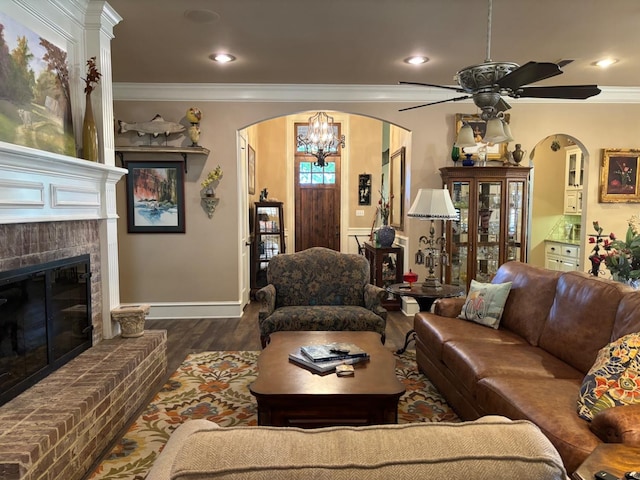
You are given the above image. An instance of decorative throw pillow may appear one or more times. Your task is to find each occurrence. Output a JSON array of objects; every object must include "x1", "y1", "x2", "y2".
[
  {"x1": 457, "y1": 280, "x2": 512, "y2": 329},
  {"x1": 577, "y1": 332, "x2": 640, "y2": 421}
]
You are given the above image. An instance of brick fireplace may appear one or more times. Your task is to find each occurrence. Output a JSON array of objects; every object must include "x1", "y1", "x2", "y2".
[{"x1": 0, "y1": 148, "x2": 167, "y2": 479}]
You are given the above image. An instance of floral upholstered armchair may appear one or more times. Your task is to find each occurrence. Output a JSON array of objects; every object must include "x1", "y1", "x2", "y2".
[{"x1": 255, "y1": 247, "x2": 388, "y2": 347}]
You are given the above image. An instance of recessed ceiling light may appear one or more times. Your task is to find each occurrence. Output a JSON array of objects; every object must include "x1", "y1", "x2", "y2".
[
  {"x1": 209, "y1": 53, "x2": 236, "y2": 64},
  {"x1": 404, "y1": 56, "x2": 429, "y2": 65},
  {"x1": 594, "y1": 58, "x2": 618, "y2": 68}
]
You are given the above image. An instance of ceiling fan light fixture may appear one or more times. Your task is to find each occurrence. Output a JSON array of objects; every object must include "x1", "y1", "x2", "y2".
[
  {"x1": 501, "y1": 120, "x2": 514, "y2": 143},
  {"x1": 483, "y1": 117, "x2": 510, "y2": 144},
  {"x1": 454, "y1": 123, "x2": 477, "y2": 148},
  {"x1": 404, "y1": 56, "x2": 429, "y2": 65}
]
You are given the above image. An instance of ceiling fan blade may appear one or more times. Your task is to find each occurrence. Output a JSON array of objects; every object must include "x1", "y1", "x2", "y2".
[
  {"x1": 496, "y1": 61, "x2": 563, "y2": 90},
  {"x1": 399, "y1": 81, "x2": 465, "y2": 93},
  {"x1": 398, "y1": 95, "x2": 471, "y2": 112},
  {"x1": 516, "y1": 85, "x2": 601, "y2": 99}
]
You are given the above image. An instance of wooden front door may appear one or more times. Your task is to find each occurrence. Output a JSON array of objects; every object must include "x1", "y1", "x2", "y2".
[{"x1": 294, "y1": 155, "x2": 341, "y2": 252}]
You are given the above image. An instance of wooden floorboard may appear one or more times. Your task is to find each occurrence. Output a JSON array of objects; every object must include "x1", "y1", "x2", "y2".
[{"x1": 146, "y1": 301, "x2": 414, "y2": 376}]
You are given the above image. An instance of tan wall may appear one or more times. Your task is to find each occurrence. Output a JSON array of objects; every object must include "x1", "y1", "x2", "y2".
[{"x1": 114, "y1": 99, "x2": 640, "y2": 306}]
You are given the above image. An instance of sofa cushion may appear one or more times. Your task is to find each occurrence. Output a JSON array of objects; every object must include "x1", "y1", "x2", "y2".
[
  {"x1": 414, "y1": 312, "x2": 526, "y2": 361},
  {"x1": 492, "y1": 261, "x2": 561, "y2": 345},
  {"x1": 476, "y1": 376, "x2": 599, "y2": 474},
  {"x1": 577, "y1": 332, "x2": 640, "y2": 421},
  {"x1": 259, "y1": 305, "x2": 386, "y2": 338},
  {"x1": 441, "y1": 341, "x2": 583, "y2": 396},
  {"x1": 612, "y1": 291, "x2": 640, "y2": 341},
  {"x1": 146, "y1": 418, "x2": 567, "y2": 480},
  {"x1": 538, "y1": 271, "x2": 630, "y2": 374},
  {"x1": 458, "y1": 280, "x2": 512, "y2": 329}
]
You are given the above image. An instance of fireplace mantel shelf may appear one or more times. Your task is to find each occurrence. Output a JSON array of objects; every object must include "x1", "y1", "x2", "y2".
[
  {"x1": 115, "y1": 145, "x2": 210, "y2": 173},
  {"x1": 0, "y1": 142, "x2": 127, "y2": 224}
]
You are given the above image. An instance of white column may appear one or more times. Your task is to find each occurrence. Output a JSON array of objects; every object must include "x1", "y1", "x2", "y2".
[{"x1": 85, "y1": 1, "x2": 123, "y2": 339}]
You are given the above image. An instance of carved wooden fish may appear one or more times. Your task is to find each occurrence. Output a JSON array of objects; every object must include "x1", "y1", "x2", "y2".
[{"x1": 118, "y1": 114, "x2": 185, "y2": 137}]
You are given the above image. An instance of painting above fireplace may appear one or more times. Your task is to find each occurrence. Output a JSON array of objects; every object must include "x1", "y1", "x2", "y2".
[{"x1": 0, "y1": 254, "x2": 92, "y2": 406}]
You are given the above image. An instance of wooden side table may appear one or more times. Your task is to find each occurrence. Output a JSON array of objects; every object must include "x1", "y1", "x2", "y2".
[
  {"x1": 363, "y1": 242, "x2": 404, "y2": 311},
  {"x1": 386, "y1": 283, "x2": 465, "y2": 353},
  {"x1": 572, "y1": 444, "x2": 640, "y2": 480}
]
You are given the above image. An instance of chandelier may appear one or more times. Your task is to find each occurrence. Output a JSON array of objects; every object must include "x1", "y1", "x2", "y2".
[{"x1": 296, "y1": 111, "x2": 346, "y2": 167}]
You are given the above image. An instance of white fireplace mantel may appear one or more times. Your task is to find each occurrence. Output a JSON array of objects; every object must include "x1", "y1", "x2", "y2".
[{"x1": 0, "y1": 142, "x2": 126, "y2": 224}]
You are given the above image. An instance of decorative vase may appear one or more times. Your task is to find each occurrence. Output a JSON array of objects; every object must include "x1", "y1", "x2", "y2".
[
  {"x1": 451, "y1": 145, "x2": 460, "y2": 165},
  {"x1": 589, "y1": 257, "x2": 601, "y2": 277},
  {"x1": 111, "y1": 304, "x2": 150, "y2": 338},
  {"x1": 82, "y1": 93, "x2": 99, "y2": 162},
  {"x1": 512, "y1": 144, "x2": 526, "y2": 166},
  {"x1": 377, "y1": 225, "x2": 396, "y2": 247},
  {"x1": 462, "y1": 153, "x2": 475, "y2": 167}
]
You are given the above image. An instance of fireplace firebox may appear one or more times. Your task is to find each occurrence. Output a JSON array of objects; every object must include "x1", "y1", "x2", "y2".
[{"x1": 0, "y1": 255, "x2": 92, "y2": 406}]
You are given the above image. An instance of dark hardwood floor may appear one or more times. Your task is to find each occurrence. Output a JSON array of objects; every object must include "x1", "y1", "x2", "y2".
[
  {"x1": 146, "y1": 301, "x2": 415, "y2": 378},
  {"x1": 83, "y1": 302, "x2": 414, "y2": 478}
]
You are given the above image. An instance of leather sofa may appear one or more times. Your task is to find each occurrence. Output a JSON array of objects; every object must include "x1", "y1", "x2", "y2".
[
  {"x1": 256, "y1": 247, "x2": 387, "y2": 347},
  {"x1": 146, "y1": 416, "x2": 567, "y2": 480},
  {"x1": 414, "y1": 261, "x2": 640, "y2": 474}
]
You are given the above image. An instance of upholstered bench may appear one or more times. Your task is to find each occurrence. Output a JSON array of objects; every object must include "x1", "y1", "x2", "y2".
[{"x1": 146, "y1": 416, "x2": 567, "y2": 480}]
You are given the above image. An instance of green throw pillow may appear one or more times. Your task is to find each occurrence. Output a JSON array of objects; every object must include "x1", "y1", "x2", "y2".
[
  {"x1": 458, "y1": 280, "x2": 512, "y2": 329},
  {"x1": 577, "y1": 332, "x2": 640, "y2": 422}
]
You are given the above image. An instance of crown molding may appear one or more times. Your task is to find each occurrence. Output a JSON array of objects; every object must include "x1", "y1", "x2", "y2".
[{"x1": 113, "y1": 83, "x2": 640, "y2": 104}]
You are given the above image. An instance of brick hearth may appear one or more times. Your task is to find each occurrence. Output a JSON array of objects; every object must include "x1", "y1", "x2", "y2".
[
  {"x1": 0, "y1": 331, "x2": 167, "y2": 480},
  {"x1": 0, "y1": 220, "x2": 166, "y2": 480}
]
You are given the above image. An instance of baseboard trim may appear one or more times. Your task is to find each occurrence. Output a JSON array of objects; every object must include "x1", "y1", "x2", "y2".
[{"x1": 119, "y1": 301, "x2": 244, "y2": 320}]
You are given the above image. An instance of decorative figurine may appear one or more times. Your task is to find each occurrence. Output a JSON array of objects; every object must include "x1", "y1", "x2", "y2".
[
  {"x1": 186, "y1": 107, "x2": 202, "y2": 147},
  {"x1": 259, "y1": 188, "x2": 268, "y2": 201}
]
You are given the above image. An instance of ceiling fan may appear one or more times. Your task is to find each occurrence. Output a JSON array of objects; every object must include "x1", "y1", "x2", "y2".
[{"x1": 399, "y1": 0, "x2": 601, "y2": 119}]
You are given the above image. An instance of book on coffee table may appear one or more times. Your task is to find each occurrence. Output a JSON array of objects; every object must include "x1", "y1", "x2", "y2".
[
  {"x1": 299, "y1": 342, "x2": 369, "y2": 363},
  {"x1": 289, "y1": 349, "x2": 369, "y2": 374}
]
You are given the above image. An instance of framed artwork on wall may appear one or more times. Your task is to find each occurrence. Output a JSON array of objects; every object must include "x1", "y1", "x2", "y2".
[
  {"x1": 126, "y1": 161, "x2": 186, "y2": 233},
  {"x1": 248, "y1": 144, "x2": 256, "y2": 195},
  {"x1": 390, "y1": 147, "x2": 405, "y2": 230},
  {"x1": 0, "y1": 12, "x2": 75, "y2": 157},
  {"x1": 599, "y1": 148, "x2": 640, "y2": 203},
  {"x1": 455, "y1": 113, "x2": 510, "y2": 161},
  {"x1": 358, "y1": 173, "x2": 371, "y2": 205}
]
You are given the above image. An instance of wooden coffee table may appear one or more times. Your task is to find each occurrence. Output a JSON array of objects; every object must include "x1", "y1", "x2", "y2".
[{"x1": 249, "y1": 331, "x2": 405, "y2": 428}]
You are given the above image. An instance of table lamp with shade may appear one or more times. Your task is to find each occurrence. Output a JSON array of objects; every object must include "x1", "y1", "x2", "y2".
[{"x1": 408, "y1": 188, "x2": 458, "y2": 289}]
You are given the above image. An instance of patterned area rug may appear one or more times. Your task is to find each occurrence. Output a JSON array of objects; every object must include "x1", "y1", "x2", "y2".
[{"x1": 88, "y1": 349, "x2": 458, "y2": 480}]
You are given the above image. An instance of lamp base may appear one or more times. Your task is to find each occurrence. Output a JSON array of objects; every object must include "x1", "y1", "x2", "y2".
[{"x1": 421, "y1": 276, "x2": 442, "y2": 290}]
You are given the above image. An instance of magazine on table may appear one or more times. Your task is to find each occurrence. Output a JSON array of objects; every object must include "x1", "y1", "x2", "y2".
[
  {"x1": 299, "y1": 342, "x2": 369, "y2": 363},
  {"x1": 289, "y1": 349, "x2": 369, "y2": 374}
]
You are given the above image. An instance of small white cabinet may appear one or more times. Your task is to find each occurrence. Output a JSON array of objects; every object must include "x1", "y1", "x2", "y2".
[
  {"x1": 564, "y1": 146, "x2": 584, "y2": 215},
  {"x1": 545, "y1": 241, "x2": 580, "y2": 272}
]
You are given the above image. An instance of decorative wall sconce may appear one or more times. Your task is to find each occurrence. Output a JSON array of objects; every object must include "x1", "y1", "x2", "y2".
[{"x1": 200, "y1": 165, "x2": 223, "y2": 218}]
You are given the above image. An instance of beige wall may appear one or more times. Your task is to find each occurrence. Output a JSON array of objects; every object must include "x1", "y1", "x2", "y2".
[{"x1": 114, "y1": 99, "x2": 640, "y2": 309}]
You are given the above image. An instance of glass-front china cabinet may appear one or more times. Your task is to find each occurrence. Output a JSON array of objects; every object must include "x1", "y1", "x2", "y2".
[{"x1": 440, "y1": 167, "x2": 530, "y2": 291}]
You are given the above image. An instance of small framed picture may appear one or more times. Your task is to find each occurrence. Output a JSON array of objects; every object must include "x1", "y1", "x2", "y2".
[
  {"x1": 455, "y1": 113, "x2": 510, "y2": 161},
  {"x1": 600, "y1": 149, "x2": 640, "y2": 203},
  {"x1": 248, "y1": 145, "x2": 256, "y2": 195},
  {"x1": 126, "y1": 161, "x2": 186, "y2": 233},
  {"x1": 358, "y1": 173, "x2": 371, "y2": 205}
]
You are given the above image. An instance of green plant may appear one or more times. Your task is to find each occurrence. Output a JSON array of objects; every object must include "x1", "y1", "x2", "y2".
[
  {"x1": 201, "y1": 165, "x2": 223, "y2": 189},
  {"x1": 589, "y1": 217, "x2": 640, "y2": 282}
]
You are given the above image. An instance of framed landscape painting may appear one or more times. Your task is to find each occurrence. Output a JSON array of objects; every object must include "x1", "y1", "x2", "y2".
[
  {"x1": 126, "y1": 161, "x2": 186, "y2": 233},
  {"x1": 600, "y1": 148, "x2": 640, "y2": 203},
  {"x1": 0, "y1": 12, "x2": 75, "y2": 156}
]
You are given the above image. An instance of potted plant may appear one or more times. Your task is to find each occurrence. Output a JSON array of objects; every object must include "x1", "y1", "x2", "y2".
[{"x1": 201, "y1": 165, "x2": 223, "y2": 196}]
